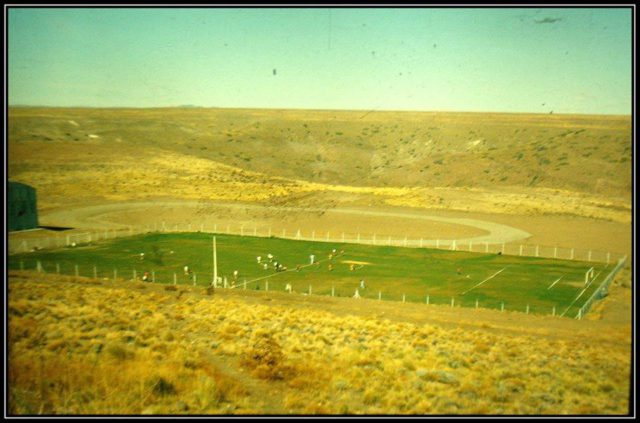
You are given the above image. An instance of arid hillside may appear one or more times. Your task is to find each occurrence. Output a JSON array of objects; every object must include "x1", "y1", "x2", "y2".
[
  {"x1": 8, "y1": 271, "x2": 632, "y2": 415},
  {"x1": 7, "y1": 107, "x2": 631, "y2": 222}
]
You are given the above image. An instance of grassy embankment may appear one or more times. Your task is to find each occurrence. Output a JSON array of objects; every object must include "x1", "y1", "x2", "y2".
[{"x1": 8, "y1": 271, "x2": 631, "y2": 415}]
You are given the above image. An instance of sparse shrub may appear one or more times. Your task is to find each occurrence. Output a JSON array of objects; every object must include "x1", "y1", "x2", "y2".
[
  {"x1": 105, "y1": 342, "x2": 133, "y2": 361},
  {"x1": 149, "y1": 375, "x2": 177, "y2": 396},
  {"x1": 242, "y1": 333, "x2": 285, "y2": 380},
  {"x1": 363, "y1": 387, "x2": 381, "y2": 405}
]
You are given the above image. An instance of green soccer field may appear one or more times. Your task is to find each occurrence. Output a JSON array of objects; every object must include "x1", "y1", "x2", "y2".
[{"x1": 8, "y1": 232, "x2": 611, "y2": 318}]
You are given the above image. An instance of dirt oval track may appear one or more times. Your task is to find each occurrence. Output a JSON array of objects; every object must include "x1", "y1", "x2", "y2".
[{"x1": 37, "y1": 200, "x2": 531, "y2": 245}]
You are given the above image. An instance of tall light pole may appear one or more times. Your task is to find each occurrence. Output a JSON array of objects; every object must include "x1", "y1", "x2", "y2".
[{"x1": 212, "y1": 236, "x2": 218, "y2": 287}]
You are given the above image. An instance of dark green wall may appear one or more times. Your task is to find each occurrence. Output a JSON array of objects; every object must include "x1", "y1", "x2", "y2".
[{"x1": 8, "y1": 182, "x2": 38, "y2": 231}]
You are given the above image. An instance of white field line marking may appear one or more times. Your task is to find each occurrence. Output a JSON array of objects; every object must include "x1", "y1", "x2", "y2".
[
  {"x1": 560, "y1": 287, "x2": 589, "y2": 317},
  {"x1": 461, "y1": 267, "x2": 507, "y2": 295},
  {"x1": 547, "y1": 277, "x2": 563, "y2": 290}
]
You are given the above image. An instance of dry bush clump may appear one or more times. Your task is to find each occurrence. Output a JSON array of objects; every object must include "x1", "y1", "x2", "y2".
[{"x1": 241, "y1": 332, "x2": 286, "y2": 380}]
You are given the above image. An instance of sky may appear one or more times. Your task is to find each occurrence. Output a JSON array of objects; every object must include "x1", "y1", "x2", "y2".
[{"x1": 7, "y1": 6, "x2": 634, "y2": 114}]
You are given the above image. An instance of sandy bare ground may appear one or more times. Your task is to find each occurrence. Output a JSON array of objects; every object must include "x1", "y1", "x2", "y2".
[{"x1": 10, "y1": 197, "x2": 631, "y2": 263}]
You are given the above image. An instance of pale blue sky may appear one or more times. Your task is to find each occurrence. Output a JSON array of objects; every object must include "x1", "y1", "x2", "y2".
[{"x1": 7, "y1": 7, "x2": 633, "y2": 114}]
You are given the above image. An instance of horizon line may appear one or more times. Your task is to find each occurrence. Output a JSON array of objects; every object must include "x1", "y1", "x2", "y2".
[{"x1": 7, "y1": 104, "x2": 631, "y2": 117}]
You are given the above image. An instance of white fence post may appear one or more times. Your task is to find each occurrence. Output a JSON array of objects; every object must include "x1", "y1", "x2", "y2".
[
  {"x1": 570, "y1": 248, "x2": 575, "y2": 260},
  {"x1": 535, "y1": 245, "x2": 539, "y2": 257},
  {"x1": 485, "y1": 242, "x2": 489, "y2": 253},
  {"x1": 403, "y1": 294, "x2": 406, "y2": 303},
  {"x1": 588, "y1": 250, "x2": 592, "y2": 261},
  {"x1": 519, "y1": 245, "x2": 523, "y2": 256},
  {"x1": 451, "y1": 297, "x2": 455, "y2": 307},
  {"x1": 173, "y1": 273, "x2": 177, "y2": 285},
  {"x1": 501, "y1": 302, "x2": 504, "y2": 312},
  {"x1": 331, "y1": 286, "x2": 335, "y2": 297},
  {"x1": 378, "y1": 291, "x2": 382, "y2": 301}
]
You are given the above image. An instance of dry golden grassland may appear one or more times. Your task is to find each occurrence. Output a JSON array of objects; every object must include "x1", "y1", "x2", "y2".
[
  {"x1": 8, "y1": 108, "x2": 631, "y2": 222},
  {"x1": 8, "y1": 271, "x2": 630, "y2": 415}
]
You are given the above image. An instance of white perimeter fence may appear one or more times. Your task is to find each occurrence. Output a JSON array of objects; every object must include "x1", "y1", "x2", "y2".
[
  {"x1": 9, "y1": 222, "x2": 630, "y2": 320},
  {"x1": 9, "y1": 220, "x2": 626, "y2": 265}
]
